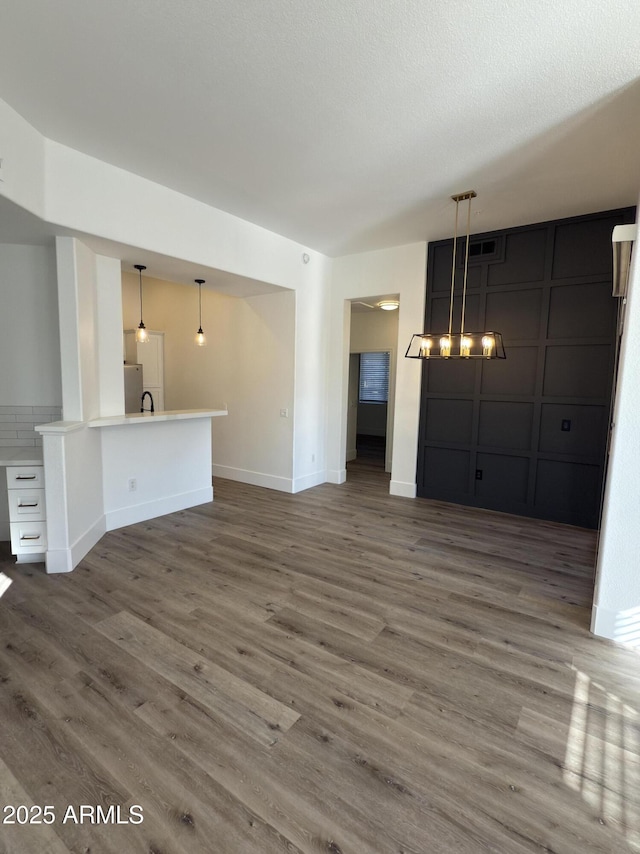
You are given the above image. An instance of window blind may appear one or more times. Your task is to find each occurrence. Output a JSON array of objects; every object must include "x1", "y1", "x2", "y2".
[{"x1": 359, "y1": 351, "x2": 390, "y2": 403}]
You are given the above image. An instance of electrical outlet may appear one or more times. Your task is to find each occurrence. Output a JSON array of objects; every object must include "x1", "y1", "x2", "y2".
[
  {"x1": 128, "y1": 478, "x2": 137, "y2": 492},
  {"x1": 280, "y1": 408, "x2": 289, "y2": 418}
]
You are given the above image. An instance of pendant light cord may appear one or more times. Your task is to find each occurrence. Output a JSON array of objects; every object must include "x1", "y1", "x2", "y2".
[
  {"x1": 194, "y1": 279, "x2": 205, "y2": 339},
  {"x1": 134, "y1": 264, "x2": 147, "y2": 330}
]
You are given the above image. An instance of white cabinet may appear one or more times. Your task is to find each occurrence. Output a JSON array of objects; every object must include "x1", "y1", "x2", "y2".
[
  {"x1": 6, "y1": 465, "x2": 46, "y2": 562},
  {"x1": 124, "y1": 330, "x2": 165, "y2": 411}
]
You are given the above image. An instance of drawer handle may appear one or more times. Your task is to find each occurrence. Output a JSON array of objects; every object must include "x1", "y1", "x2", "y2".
[
  {"x1": 20, "y1": 534, "x2": 41, "y2": 541},
  {"x1": 15, "y1": 475, "x2": 37, "y2": 481},
  {"x1": 18, "y1": 502, "x2": 39, "y2": 508}
]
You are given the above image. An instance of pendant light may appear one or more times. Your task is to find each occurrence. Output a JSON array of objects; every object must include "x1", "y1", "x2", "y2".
[
  {"x1": 134, "y1": 264, "x2": 149, "y2": 344},
  {"x1": 195, "y1": 279, "x2": 206, "y2": 346},
  {"x1": 405, "y1": 191, "x2": 506, "y2": 360}
]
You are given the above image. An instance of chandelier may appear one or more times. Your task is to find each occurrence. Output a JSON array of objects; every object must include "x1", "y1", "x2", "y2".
[{"x1": 405, "y1": 191, "x2": 506, "y2": 360}]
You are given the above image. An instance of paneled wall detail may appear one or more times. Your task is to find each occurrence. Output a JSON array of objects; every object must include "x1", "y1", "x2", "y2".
[{"x1": 417, "y1": 208, "x2": 635, "y2": 527}]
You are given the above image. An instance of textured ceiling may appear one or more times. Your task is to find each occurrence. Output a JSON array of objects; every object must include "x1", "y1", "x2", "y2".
[{"x1": 1, "y1": 0, "x2": 639, "y2": 256}]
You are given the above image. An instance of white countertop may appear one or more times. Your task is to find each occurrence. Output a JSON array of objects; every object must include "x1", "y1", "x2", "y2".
[
  {"x1": 0, "y1": 447, "x2": 44, "y2": 466},
  {"x1": 87, "y1": 408, "x2": 228, "y2": 428}
]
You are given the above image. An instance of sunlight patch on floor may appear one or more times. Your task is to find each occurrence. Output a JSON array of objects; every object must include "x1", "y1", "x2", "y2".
[
  {"x1": 615, "y1": 607, "x2": 640, "y2": 649},
  {"x1": 564, "y1": 665, "x2": 640, "y2": 850}
]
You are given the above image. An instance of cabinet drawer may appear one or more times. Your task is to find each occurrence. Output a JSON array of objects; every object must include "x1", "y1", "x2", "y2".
[
  {"x1": 6, "y1": 465, "x2": 44, "y2": 490},
  {"x1": 10, "y1": 520, "x2": 47, "y2": 554},
  {"x1": 8, "y1": 488, "x2": 46, "y2": 521}
]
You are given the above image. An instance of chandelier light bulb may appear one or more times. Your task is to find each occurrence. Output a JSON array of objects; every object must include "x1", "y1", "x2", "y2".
[
  {"x1": 420, "y1": 337, "x2": 432, "y2": 357},
  {"x1": 482, "y1": 335, "x2": 495, "y2": 358},
  {"x1": 439, "y1": 336, "x2": 452, "y2": 358}
]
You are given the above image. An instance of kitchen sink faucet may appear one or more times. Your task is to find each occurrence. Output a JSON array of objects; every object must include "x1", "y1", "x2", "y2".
[{"x1": 140, "y1": 391, "x2": 155, "y2": 413}]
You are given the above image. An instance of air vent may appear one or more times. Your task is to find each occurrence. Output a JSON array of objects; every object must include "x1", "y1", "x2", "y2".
[
  {"x1": 457, "y1": 234, "x2": 504, "y2": 266},
  {"x1": 469, "y1": 239, "x2": 496, "y2": 257}
]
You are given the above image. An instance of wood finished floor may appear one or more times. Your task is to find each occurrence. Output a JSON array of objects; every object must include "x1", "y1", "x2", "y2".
[{"x1": 0, "y1": 459, "x2": 639, "y2": 853}]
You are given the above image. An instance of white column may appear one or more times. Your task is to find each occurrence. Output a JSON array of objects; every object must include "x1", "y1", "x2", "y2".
[{"x1": 591, "y1": 217, "x2": 640, "y2": 642}]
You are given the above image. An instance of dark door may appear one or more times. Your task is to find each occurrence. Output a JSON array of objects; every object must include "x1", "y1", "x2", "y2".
[{"x1": 417, "y1": 208, "x2": 635, "y2": 528}]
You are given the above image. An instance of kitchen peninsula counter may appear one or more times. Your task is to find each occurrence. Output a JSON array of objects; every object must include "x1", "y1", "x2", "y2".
[
  {"x1": 35, "y1": 408, "x2": 226, "y2": 574},
  {"x1": 88, "y1": 408, "x2": 227, "y2": 428}
]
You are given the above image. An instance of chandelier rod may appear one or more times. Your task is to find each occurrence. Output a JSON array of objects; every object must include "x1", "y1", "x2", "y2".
[{"x1": 460, "y1": 192, "x2": 473, "y2": 339}]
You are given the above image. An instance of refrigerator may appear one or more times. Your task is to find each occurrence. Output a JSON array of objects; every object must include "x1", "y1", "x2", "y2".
[{"x1": 124, "y1": 364, "x2": 143, "y2": 413}]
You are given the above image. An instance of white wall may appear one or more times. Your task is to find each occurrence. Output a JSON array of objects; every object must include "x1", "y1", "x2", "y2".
[
  {"x1": 350, "y1": 308, "x2": 400, "y2": 353},
  {"x1": 591, "y1": 216, "x2": 640, "y2": 643},
  {"x1": 0, "y1": 243, "x2": 61, "y2": 406},
  {"x1": 44, "y1": 138, "x2": 323, "y2": 291},
  {"x1": 292, "y1": 255, "x2": 331, "y2": 491},
  {"x1": 0, "y1": 99, "x2": 45, "y2": 216},
  {"x1": 329, "y1": 243, "x2": 427, "y2": 495},
  {"x1": 122, "y1": 273, "x2": 297, "y2": 491}
]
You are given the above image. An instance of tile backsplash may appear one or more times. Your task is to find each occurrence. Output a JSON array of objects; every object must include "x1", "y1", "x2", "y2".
[{"x1": 0, "y1": 405, "x2": 62, "y2": 447}]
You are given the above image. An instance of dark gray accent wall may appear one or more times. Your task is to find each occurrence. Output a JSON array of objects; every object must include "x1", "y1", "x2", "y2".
[{"x1": 417, "y1": 208, "x2": 635, "y2": 528}]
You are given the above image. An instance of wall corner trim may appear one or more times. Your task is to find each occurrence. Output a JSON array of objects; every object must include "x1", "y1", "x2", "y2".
[
  {"x1": 45, "y1": 513, "x2": 106, "y2": 574},
  {"x1": 292, "y1": 470, "x2": 327, "y2": 494}
]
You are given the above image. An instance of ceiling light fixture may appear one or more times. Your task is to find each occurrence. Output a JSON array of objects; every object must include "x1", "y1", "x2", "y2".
[
  {"x1": 405, "y1": 191, "x2": 505, "y2": 360},
  {"x1": 195, "y1": 279, "x2": 206, "y2": 347},
  {"x1": 134, "y1": 264, "x2": 148, "y2": 344},
  {"x1": 378, "y1": 300, "x2": 399, "y2": 311}
]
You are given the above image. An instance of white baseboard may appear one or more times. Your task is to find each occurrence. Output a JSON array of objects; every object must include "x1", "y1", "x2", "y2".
[
  {"x1": 327, "y1": 468, "x2": 347, "y2": 485},
  {"x1": 212, "y1": 464, "x2": 294, "y2": 493},
  {"x1": 346, "y1": 448, "x2": 357, "y2": 462},
  {"x1": 105, "y1": 487, "x2": 213, "y2": 532},
  {"x1": 292, "y1": 470, "x2": 326, "y2": 493},
  {"x1": 390, "y1": 480, "x2": 417, "y2": 498},
  {"x1": 212, "y1": 465, "x2": 326, "y2": 494},
  {"x1": 46, "y1": 513, "x2": 107, "y2": 574}
]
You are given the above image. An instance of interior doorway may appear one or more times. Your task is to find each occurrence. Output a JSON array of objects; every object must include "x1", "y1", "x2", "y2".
[
  {"x1": 346, "y1": 295, "x2": 399, "y2": 479},
  {"x1": 347, "y1": 351, "x2": 390, "y2": 474}
]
